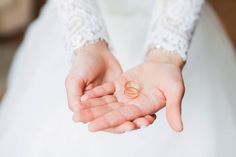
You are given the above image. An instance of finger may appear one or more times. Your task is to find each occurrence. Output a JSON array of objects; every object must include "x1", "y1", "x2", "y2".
[
  {"x1": 65, "y1": 77, "x2": 85, "y2": 112},
  {"x1": 81, "y1": 82, "x2": 115, "y2": 101},
  {"x1": 79, "y1": 95, "x2": 116, "y2": 110},
  {"x1": 132, "y1": 114, "x2": 156, "y2": 128},
  {"x1": 102, "y1": 114, "x2": 156, "y2": 134},
  {"x1": 85, "y1": 83, "x2": 94, "y2": 91},
  {"x1": 164, "y1": 83, "x2": 185, "y2": 132},
  {"x1": 103, "y1": 121, "x2": 137, "y2": 134},
  {"x1": 88, "y1": 104, "x2": 145, "y2": 132},
  {"x1": 145, "y1": 114, "x2": 157, "y2": 122},
  {"x1": 73, "y1": 102, "x2": 121, "y2": 123}
]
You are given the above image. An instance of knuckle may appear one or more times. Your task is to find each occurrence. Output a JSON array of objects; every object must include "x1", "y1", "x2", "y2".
[
  {"x1": 67, "y1": 102, "x2": 73, "y2": 111},
  {"x1": 72, "y1": 114, "x2": 79, "y2": 122},
  {"x1": 64, "y1": 76, "x2": 72, "y2": 87},
  {"x1": 67, "y1": 103, "x2": 74, "y2": 112},
  {"x1": 72, "y1": 114, "x2": 85, "y2": 123},
  {"x1": 64, "y1": 77, "x2": 69, "y2": 87},
  {"x1": 65, "y1": 75, "x2": 78, "y2": 87}
]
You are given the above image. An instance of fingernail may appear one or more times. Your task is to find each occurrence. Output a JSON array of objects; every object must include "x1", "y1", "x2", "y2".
[
  {"x1": 125, "y1": 129, "x2": 132, "y2": 133},
  {"x1": 124, "y1": 126, "x2": 134, "y2": 133},
  {"x1": 141, "y1": 125, "x2": 148, "y2": 129}
]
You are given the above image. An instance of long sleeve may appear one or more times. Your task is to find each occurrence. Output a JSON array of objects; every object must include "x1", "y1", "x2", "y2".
[
  {"x1": 146, "y1": 0, "x2": 205, "y2": 60},
  {"x1": 52, "y1": 0, "x2": 111, "y2": 55}
]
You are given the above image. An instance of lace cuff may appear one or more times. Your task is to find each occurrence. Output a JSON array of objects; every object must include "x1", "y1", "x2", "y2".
[
  {"x1": 53, "y1": 0, "x2": 111, "y2": 55},
  {"x1": 146, "y1": 0, "x2": 205, "y2": 60}
]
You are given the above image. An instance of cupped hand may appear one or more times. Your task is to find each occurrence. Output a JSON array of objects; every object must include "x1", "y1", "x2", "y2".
[
  {"x1": 65, "y1": 41, "x2": 156, "y2": 133},
  {"x1": 75, "y1": 50, "x2": 185, "y2": 132},
  {"x1": 65, "y1": 41, "x2": 122, "y2": 112}
]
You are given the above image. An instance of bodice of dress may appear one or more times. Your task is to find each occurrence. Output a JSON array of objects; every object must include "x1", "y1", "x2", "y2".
[
  {"x1": 99, "y1": 0, "x2": 154, "y2": 16},
  {"x1": 53, "y1": 0, "x2": 205, "y2": 60}
]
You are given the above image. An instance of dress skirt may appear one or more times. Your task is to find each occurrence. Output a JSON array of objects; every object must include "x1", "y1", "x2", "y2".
[{"x1": 0, "y1": 1, "x2": 236, "y2": 157}]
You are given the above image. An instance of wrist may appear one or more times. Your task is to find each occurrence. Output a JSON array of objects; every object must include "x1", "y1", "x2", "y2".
[
  {"x1": 74, "y1": 40, "x2": 118, "y2": 67},
  {"x1": 145, "y1": 49, "x2": 185, "y2": 70},
  {"x1": 74, "y1": 40, "x2": 110, "y2": 56}
]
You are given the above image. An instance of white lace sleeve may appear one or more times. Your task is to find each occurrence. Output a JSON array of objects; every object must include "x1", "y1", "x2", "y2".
[
  {"x1": 52, "y1": 0, "x2": 111, "y2": 55},
  {"x1": 146, "y1": 0, "x2": 205, "y2": 60}
]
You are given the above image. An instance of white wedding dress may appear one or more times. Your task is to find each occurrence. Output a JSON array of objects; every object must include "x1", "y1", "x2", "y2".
[{"x1": 0, "y1": 0, "x2": 236, "y2": 157}]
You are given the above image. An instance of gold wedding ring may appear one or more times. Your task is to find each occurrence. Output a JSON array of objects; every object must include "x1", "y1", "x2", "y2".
[{"x1": 124, "y1": 81, "x2": 141, "y2": 99}]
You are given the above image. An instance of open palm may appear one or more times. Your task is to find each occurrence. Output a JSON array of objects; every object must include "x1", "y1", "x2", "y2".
[{"x1": 75, "y1": 61, "x2": 185, "y2": 132}]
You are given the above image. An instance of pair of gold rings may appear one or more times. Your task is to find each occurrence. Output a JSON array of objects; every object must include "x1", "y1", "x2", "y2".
[{"x1": 124, "y1": 81, "x2": 142, "y2": 99}]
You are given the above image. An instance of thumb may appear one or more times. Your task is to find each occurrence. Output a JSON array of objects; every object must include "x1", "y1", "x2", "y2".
[
  {"x1": 65, "y1": 76, "x2": 86, "y2": 112},
  {"x1": 164, "y1": 83, "x2": 185, "y2": 132}
]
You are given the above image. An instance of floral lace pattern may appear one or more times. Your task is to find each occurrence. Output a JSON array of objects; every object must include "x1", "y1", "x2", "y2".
[
  {"x1": 53, "y1": 0, "x2": 204, "y2": 60},
  {"x1": 146, "y1": 0, "x2": 205, "y2": 60},
  {"x1": 53, "y1": 0, "x2": 110, "y2": 54}
]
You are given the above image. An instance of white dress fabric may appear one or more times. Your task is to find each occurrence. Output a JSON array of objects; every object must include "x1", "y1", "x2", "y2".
[
  {"x1": 0, "y1": 0, "x2": 236, "y2": 157},
  {"x1": 53, "y1": 0, "x2": 204, "y2": 60}
]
